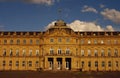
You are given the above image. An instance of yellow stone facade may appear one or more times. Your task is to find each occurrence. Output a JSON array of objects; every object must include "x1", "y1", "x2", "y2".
[{"x1": 0, "y1": 20, "x2": 120, "y2": 71}]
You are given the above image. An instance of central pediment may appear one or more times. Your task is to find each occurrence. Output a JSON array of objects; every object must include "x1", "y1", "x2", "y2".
[{"x1": 43, "y1": 20, "x2": 77, "y2": 37}]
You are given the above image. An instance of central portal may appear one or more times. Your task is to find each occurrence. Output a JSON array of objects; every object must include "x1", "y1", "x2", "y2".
[{"x1": 57, "y1": 58, "x2": 62, "y2": 70}]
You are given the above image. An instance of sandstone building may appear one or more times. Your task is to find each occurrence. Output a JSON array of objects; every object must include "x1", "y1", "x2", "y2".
[{"x1": 0, "y1": 20, "x2": 120, "y2": 71}]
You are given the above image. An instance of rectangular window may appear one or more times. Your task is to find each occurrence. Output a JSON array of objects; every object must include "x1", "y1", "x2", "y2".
[
  {"x1": 101, "y1": 40, "x2": 104, "y2": 44},
  {"x1": 58, "y1": 38, "x2": 62, "y2": 42},
  {"x1": 3, "y1": 49, "x2": 6, "y2": 56},
  {"x1": 9, "y1": 60, "x2": 12, "y2": 66},
  {"x1": 50, "y1": 48, "x2": 54, "y2": 55},
  {"x1": 35, "y1": 61, "x2": 39, "y2": 67},
  {"x1": 108, "y1": 61, "x2": 111, "y2": 67},
  {"x1": 3, "y1": 60, "x2": 6, "y2": 66},
  {"x1": 94, "y1": 50, "x2": 98, "y2": 56},
  {"x1": 66, "y1": 49, "x2": 70, "y2": 54},
  {"x1": 16, "y1": 61, "x2": 19, "y2": 66},
  {"x1": 114, "y1": 49, "x2": 118, "y2": 56},
  {"x1": 102, "y1": 61, "x2": 105, "y2": 67},
  {"x1": 88, "y1": 61, "x2": 91, "y2": 67},
  {"x1": 10, "y1": 40, "x2": 13, "y2": 44},
  {"x1": 116, "y1": 61, "x2": 118, "y2": 67},
  {"x1": 81, "y1": 61, "x2": 84, "y2": 68},
  {"x1": 23, "y1": 40, "x2": 26, "y2": 44},
  {"x1": 66, "y1": 38, "x2": 70, "y2": 42},
  {"x1": 81, "y1": 50, "x2": 84, "y2": 56},
  {"x1": 16, "y1": 49, "x2": 19, "y2": 56},
  {"x1": 4, "y1": 40, "x2": 7, "y2": 44},
  {"x1": 81, "y1": 39, "x2": 84, "y2": 44},
  {"x1": 36, "y1": 40, "x2": 40, "y2": 45},
  {"x1": 58, "y1": 49, "x2": 62, "y2": 54},
  {"x1": 88, "y1": 49, "x2": 91, "y2": 56},
  {"x1": 88, "y1": 40, "x2": 91, "y2": 44},
  {"x1": 50, "y1": 38, "x2": 54, "y2": 42},
  {"x1": 10, "y1": 49, "x2": 13, "y2": 56},
  {"x1": 29, "y1": 50, "x2": 32, "y2": 56},
  {"x1": 95, "y1": 61, "x2": 98, "y2": 67},
  {"x1": 101, "y1": 49, "x2": 105, "y2": 56},
  {"x1": 28, "y1": 61, "x2": 32, "y2": 67},
  {"x1": 22, "y1": 61, "x2": 25, "y2": 67},
  {"x1": 22, "y1": 49, "x2": 26, "y2": 56},
  {"x1": 94, "y1": 40, "x2": 97, "y2": 44},
  {"x1": 36, "y1": 50, "x2": 39, "y2": 56},
  {"x1": 30, "y1": 39, "x2": 33, "y2": 44}
]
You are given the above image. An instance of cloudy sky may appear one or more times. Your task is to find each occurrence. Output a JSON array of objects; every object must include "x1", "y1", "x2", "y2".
[{"x1": 0, "y1": 0, "x2": 120, "y2": 31}]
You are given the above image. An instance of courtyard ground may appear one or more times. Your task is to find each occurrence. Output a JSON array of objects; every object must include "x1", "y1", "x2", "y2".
[{"x1": 0, "y1": 71, "x2": 120, "y2": 78}]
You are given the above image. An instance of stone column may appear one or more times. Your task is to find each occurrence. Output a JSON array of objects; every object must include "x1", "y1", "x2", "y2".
[
  {"x1": 53, "y1": 57, "x2": 57, "y2": 70},
  {"x1": 62, "y1": 57, "x2": 66, "y2": 70}
]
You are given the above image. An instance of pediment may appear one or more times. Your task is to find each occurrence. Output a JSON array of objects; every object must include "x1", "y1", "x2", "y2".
[{"x1": 43, "y1": 28, "x2": 77, "y2": 37}]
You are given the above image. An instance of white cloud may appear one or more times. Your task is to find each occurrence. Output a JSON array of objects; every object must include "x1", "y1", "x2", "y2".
[
  {"x1": 46, "y1": 20, "x2": 114, "y2": 31},
  {"x1": 81, "y1": 5, "x2": 98, "y2": 13},
  {"x1": 101, "y1": 8, "x2": 120, "y2": 24},
  {"x1": 45, "y1": 21, "x2": 56, "y2": 30},
  {"x1": 23, "y1": 0, "x2": 55, "y2": 5}
]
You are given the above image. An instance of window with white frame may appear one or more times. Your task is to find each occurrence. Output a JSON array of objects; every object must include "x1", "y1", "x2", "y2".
[
  {"x1": 108, "y1": 61, "x2": 111, "y2": 67},
  {"x1": 81, "y1": 39, "x2": 84, "y2": 44},
  {"x1": 3, "y1": 49, "x2": 6, "y2": 56},
  {"x1": 16, "y1": 61, "x2": 19, "y2": 66},
  {"x1": 22, "y1": 61, "x2": 25, "y2": 67},
  {"x1": 95, "y1": 61, "x2": 98, "y2": 67},
  {"x1": 58, "y1": 48, "x2": 62, "y2": 54},
  {"x1": 88, "y1": 40, "x2": 91, "y2": 44},
  {"x1": 114, "y1": 49, "x2": 118, "y2": 56},
  {"x1": 50, "y1": 48, "x2": 54, "y2": 54},
  {"x1": 66, "y1": 48, "x2": 70, "y2": 54},
  {"x1": 28, "y1": 61, "x2": 32, "y2": 67},
  {"x1": 101, "y1": 49, "x2": 105, "y2": 56},
  {"x1": 102, "y1": 61, "x2": 105, "y2": 67},
  {"x1": 36, "y1": 50, "x2": 39, "y2": 56},
  {"x1": 16, "y1": 49, "x2": 19, "y2": 56},
  {"x1": 22, "y1": 49, "x2": 26, "y2": 56},
  {"x1": 88, "y1": 49, "x2": 91, "y2": 56},
  {"x1": 10, "y1": 49, "x2": 13, "y2": 56},
  {"x1": 94, "y1": 49, "x2": 98, "y2": 56},
  {"x1": 81, "y1": 50, "x2": 84, "y2": 56},
  {"x1": 9, "y1": 60, "x2": 12, "y2": 66},
  {"x1": 3, "y1": 60, "x2": 5, "y2": 66},
  {"x1": 35, "y1": 61, "x2": 39, "y2": 67},
  {"x1": 29, "y1": 50, "x2": 32, "y2": 56},
  {"x1": 94, "y1": 40, "x2": 97, "y2": 44},
  {"x1": 101, "y1": 40, "x2": 104, "y2": 44}
]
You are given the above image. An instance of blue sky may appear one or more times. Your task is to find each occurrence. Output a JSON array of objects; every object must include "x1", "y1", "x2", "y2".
[{"x1": 0, "y1": 0, "x2": 120, "y2": 31}]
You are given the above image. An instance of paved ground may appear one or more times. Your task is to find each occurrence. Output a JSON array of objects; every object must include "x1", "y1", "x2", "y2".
[{"x1": 0, "y1": 71, "x2": 120, "y2": 78}]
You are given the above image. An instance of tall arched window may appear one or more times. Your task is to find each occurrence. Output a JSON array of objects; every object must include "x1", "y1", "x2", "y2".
[
  {"x1": 81, "y1": 50, "x2": 84, "y2": 56},
  {"x1": 66, "y1": 48, "x2": 70, "y2": 54},
  {"x1": 94, "y1": 49, "x2": 98, "y2": 56},
  {"x1": 101, "y1": 49, "x2": 104, "y2": 56},
  {"x1": 50, "y1": 48, "x2": 54, "y2": 54},
  {"x1": 58, "y1": 48, "x2": 62, "y2": 54},
  {"x1": 114, "y1": 49, "x2": 118, "y2": 56},
  {"x1": 88, "y1": 49, "x2": 91, "y2": 56}
]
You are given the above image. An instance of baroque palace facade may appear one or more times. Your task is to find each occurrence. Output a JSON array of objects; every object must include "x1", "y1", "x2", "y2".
[{"x1": 0, "y1": 20, "x2": 120, "y2": 71}]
